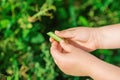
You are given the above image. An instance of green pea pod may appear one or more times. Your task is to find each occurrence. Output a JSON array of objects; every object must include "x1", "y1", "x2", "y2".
[{"x1": 47, "y1": 32, "x2": 63, "y2": 42}]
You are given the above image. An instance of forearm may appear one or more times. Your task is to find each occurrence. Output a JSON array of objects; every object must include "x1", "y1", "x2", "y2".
[
  {"x1": 96, "y1": 24, "x2": 120, "y2": 49},
  {"x1": 89, "y1": 58, "x2": 120, "y2": 80}
]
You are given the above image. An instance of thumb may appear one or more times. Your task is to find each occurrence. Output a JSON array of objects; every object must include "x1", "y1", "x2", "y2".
[
  {"x1": 60, "y1": 40, "x2": 75, "y2": 52},
  {"x1": 55, "y1": 30, "x2": 74, "y2": 39}
]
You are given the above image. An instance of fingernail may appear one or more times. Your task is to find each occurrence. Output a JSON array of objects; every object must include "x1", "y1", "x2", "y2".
[{"x1": 55, "y1": 30, "x2": 60, "y2": 34}]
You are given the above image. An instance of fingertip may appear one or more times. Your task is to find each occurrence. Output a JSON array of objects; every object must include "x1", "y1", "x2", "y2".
[
  {"x1": 55, "y1": 30, "x2": 61, "y2": 36},
  {"x1": 49, "y1": 38, "x2": 55, "y2": 42},
  {"x1": 60, "y1": 40, "x2": 69, "y2": 49},
  {"x1": 55, "y1": 30, "x2": 60, "y2": 34},
  {"x1": 51, "y1": 40, "x2": 57, "y2": 46},
  {"x1": 60, "y1": 40, "x2": 67, "y2": 45},
  {"x1": 49, "y1": 38, "x2": 52, "y2": 42}
]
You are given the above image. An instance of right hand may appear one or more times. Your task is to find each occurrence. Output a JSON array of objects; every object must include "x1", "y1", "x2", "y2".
[{"x1": 55, "y1": 27, "x2": 100, "y2": 52}]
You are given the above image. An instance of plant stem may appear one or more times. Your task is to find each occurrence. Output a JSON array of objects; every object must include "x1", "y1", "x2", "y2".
[
  {"x1": 69, "y1": 0, "x2": 77, "y2": 27},
  {"x1": 32, "y1": 8, "x2": 48, "y2": 18}
]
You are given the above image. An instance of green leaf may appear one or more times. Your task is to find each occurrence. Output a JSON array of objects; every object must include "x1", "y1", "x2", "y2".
[
  {"x1": 77, "y1": 16, "x2": 89, "y2": 26},
  {"x1": 0, "y1": 19, "x2": 11, "y2": 29},
  {"x1": 31, "y1": 33, "x2": 45, "y2": 43},
  {"x1": 7, "y1": 76, "x2": 12, "y2": 80}
]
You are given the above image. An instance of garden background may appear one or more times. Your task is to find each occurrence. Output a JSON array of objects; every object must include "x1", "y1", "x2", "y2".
[{"x1": 0, "y1": 0, "x2": 120, "y2": 80}]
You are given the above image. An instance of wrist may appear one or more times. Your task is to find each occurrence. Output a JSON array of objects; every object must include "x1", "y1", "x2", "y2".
[
  {"x1": 89, "y1": 57, "x2": 120, "y2": 80},
  {"x1": 87, "y1": 56, "x2": 104, "y2": 78},
  {"x1": 91, "y1": 27, "x2": 103, "y2": 49},
  {"x1": 89, "y1": 58, "x2": 103, "y2": 79},
  {"x1": 78, "y1": 53, "x2": 101, "y2": 77}
]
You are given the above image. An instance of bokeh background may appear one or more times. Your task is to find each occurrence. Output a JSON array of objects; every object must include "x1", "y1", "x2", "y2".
[{"x1": 0, "y1": 0, "x2": 120, "y2": 80}]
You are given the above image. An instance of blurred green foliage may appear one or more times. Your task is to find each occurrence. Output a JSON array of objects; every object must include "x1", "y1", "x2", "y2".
[{"x1": 0, "y1": 0, "x2": 120, "y2": 80}]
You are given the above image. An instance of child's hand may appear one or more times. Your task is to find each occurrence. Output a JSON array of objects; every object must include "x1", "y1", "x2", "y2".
[
  {"x1": 49, "y1": 24, "x2": 120, "y2": 79},
  {"x1": 55, "y1": 24, "x2": 120, "y2": 50},
  {"x1": 55, "y1": 27, "x2": 99, "y2": 52},
  {"x1": 50, "y1": 39, "x2": 98, "y2": 76},
  {"x1": 50, "y1": 39, "x2": 120, "y2": 79}
]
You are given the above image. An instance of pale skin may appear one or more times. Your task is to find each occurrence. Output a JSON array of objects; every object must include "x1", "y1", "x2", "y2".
[{"x1": 50, "y1": 24, "x2": 120, "y2": 80}]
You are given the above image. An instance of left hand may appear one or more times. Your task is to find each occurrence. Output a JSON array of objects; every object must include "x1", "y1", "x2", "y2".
[{"x1": 50, "y1": 38, "x2": 99, "y2": 76}]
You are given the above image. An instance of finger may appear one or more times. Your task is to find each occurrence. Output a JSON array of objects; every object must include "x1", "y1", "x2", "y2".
[
  {"x1": 60, "y1": 40, "x2": 75, "y2": 52},
  {"x1": 65, "y1": 27, "x2": 77, "y2": 31},
  {"x1": 57, "y1": 43, "x2": 63, "y2": 52},
  {"x1": 50, "y1": 41, "x2": 64, "y2": 59},
  {"x1": 68, "y1": 39, "x2": 93, "y2": 52},
  {"x1": 51, "y1": 40, "x2": 62, "y2": 52},
  {"x1": 49, "y1": 38, "x2": 55, "y2": 42},
  {"x1": 55, "y1": 30, "x2": 75, "y2": 39}
]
